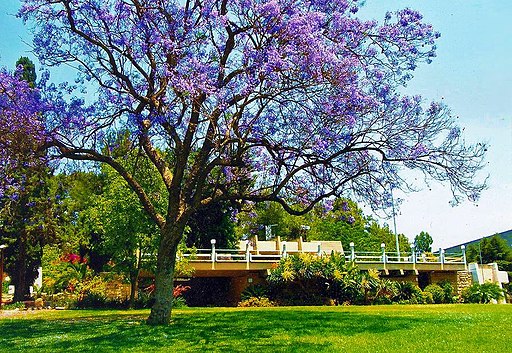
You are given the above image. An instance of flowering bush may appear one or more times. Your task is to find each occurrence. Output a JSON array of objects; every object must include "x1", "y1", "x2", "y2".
[
  {"x1": 41, "y1": 247, "x2": 93, "y2": 295},
  {"x1": 173, "y1": 284, "x2": 191, "y2": 298},
  {"x1": 238, "y1": 297, "x2": 276, "y2": 308}
]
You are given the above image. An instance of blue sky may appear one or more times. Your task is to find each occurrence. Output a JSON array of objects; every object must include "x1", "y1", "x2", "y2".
[{"x1": 1, "y1": 1, "x2": 510, "y2": 249}]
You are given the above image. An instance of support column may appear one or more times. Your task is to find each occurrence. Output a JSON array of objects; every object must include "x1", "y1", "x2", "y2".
[
  {"x1": 245, "y1": 240, "x2": 251, "y2": 270},
  {"x1": 381, "y1": 243, "x2": 387, "y2": 272},
  {"x1": 461, "y1": 245, "x2": 467, "y2": 270},
  {"x1": 211, "y1": 239, "x2": 216, "y2": 270}
]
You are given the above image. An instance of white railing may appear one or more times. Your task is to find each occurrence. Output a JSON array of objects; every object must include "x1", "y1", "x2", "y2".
[{"x1": 180, "y1": 240, "x2": 467, "y2": 266}]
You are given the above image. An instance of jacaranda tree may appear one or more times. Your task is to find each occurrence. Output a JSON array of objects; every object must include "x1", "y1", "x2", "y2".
[
  {"x1": 9, "y1": 0, "x2": 486, "y2": 324},
  {"x1": 0, "y1": 61, "x2": 57, "y2": 301}
]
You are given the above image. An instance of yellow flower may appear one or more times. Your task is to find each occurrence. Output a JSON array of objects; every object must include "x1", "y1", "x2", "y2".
[
  {"x1": 282, "y1": 270, "x2": 295, "y2": 281},
  {"x1": 333, "y1": 269, "x2": 343, "y2": 281}
]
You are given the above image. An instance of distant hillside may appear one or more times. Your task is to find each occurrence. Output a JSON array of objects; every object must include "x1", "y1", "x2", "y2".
[{"x1": 444, "y1": 229, "x2": 512, "y2": 253}]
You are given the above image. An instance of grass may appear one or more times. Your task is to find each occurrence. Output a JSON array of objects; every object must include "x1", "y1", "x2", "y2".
[{"x1": 1, "y1": 305, "x2": 511, "y2": 352}]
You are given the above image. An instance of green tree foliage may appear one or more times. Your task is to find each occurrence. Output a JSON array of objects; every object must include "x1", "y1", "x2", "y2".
[
  {"x1": 240, "y1": 201, "x2": 314, "y2": 241},
  {"x1": 0, "y1": 171, "x2": 55, "y2": 301},
  {"x1": 186, "y1": 201, "x2": 236, "y2": 249},
  {"x1": 365, "y1": 220, "x2": 411, "y2": 254},
  {"x1": 15, "y1": 57, "x2": 36, "y2": 87},
  {"x1": 308, "y1": 198, "x2": 367, "y2": 249},
  {"x1": 414, "y1": 231, "x2": 433, "y2": 253},
  {"x1": 50, "y1": 172, "x2": 106, "y2": 270},
  {"x1": 237, "y1": 197, "x2": 412, "y2": 253},
  {"x1": 97, "y1": 164, "x2": 160, "y2": 307},
  {"x1": 466, "y1": 235, "x2": 512, "y2": 263}
]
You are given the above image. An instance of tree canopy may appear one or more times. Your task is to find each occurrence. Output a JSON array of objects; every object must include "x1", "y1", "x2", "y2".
[
  {"x1": 1, "y1": 0, "x2": 487, "y2": 324},
  {"x1": 414, "y1": 231, "x2": 433, "y2": 253},
  {"x1": 466, "y1": 235, "x2": 512, "y2": 264}
]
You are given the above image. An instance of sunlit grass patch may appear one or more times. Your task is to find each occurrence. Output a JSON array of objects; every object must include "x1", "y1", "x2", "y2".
[{"x1": 1, "y1": 305, "x2": 511, "y2": 352}]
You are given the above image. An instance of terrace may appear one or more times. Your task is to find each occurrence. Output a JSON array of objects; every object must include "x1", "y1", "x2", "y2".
[{"x1": 181, "y1": 237, "x2": 467, "y2": 276}]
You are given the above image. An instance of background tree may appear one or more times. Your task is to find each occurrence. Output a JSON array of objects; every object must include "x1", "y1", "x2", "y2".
[
  {"x1": 365, "y1": 220, "x2": 411, "y2": 254},
  {"x1": 234, "y1": 201, "x2": 312, "y2": 241},
  {"x1": 15, "y1": 1, "x2": 486, "y2": 324},
  {"x1": 15, "y1": 57, "x2": 36, "y2": 87},
  {"x1": 97, "y1": 164, "x2": 159, "y2": 307},
  {"x1": 466, "y1": 235, "x2": 512, "y2": 263},
  {"x1": 0, "y1": 58, "x2": 56, "y2": 301},
  {"x1": 307, "y1": 198, "x2": 410, "y2": 253},
  {"x1": 414, "y1": 231, "x2": 433, "y2": 253},
  {"x1": 186, "y1": 201, "x2": 237, "y2": 249},
  {"x1": 310, "y1": 198, "x2": 369, "y2": 250}
]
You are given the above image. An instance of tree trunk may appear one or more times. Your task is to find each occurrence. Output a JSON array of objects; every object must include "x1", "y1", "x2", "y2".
[
  {"x1": 147, "y1": 224, "x2": 182, "y2": 325},
  {"x1": 128, "y1": 269, "x2": 139, "y2": 309},
  {"x1": 13, "y1": 234, "x2": 28, "y2": 302}
]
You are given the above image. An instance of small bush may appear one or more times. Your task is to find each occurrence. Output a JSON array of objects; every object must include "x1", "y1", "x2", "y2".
[
  {"x1": 438, "y1": 280, "x2": 456, "y2": 303},
  {"x1": 34, "y1": 298, "x2": 45, "y2": 309},
  {"x1": 424, "y1": 284, "x2": 445, "y2": 304},
  {"x1": 462, "y1": 283, "x2": 504, "y2": 303},
  {"x1": 496, "y1": 260, "x2": 512, "y2": 272},
  {"x1": 2, "y1": 302, "x2": 26, "y2": 310},
  {"x1": 241, "y1": 284, "x2": 268, "y2": 300},
  {"x1": 2, "y1": 277, "x2": 10, "y2": 294},
  {"x1": 372, "y1": 296, "x2": 393, "y2": 305},
  {"x1": 75, "y1": 292, "x2": 109, "y2": 309},
  {"x1": 422, "y1": 291, "x2": 434, "y2": 304},
  {"x1": 172, "y1": 296, "x2": 188, "y2": 308},
  {"x1": 43, "y1": 293, "x2": 79, "y2": 309},
  {"x1": 238, "y1": 297, "x2": 275, "y2": 307},
  {"x1": 392, "y1": 282, "x2": 424, "y2": 303},
  {"x1": 132, "y1": 290, "x2": 155, "y2": 309}
]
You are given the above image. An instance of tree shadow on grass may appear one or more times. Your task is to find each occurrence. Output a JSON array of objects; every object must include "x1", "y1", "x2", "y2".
[{"x1": 0, "y1": 309, "x2": 454, "y2": 352}]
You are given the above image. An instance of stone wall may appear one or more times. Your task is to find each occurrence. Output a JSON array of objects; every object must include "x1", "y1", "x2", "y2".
[{"x1": 456, "y1": 271, "x2": 473, "y2": 295}]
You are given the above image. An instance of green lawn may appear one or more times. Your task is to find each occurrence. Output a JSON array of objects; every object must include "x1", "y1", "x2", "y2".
[{"x1": 1, "y1": 305, "x2": 510, "y2": 352}]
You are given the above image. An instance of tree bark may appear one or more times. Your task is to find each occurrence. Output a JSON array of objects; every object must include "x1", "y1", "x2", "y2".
[
  {"x1": 146, "y1": 224, "x2": 182, "y2": 325},
  {"x1": 13, "y1": 233, "x2": 28, "y2": 302},
  {"x1": 128, "y1": 269, "x2": 139, "y2": 309}
]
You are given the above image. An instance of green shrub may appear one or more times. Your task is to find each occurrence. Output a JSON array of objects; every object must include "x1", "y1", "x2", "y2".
[
  {"x1": 268, "y1": 253, "x2": 352, "y2": 305},
  {"x1": 392, "y1": 282, "x2": 424, "y2": 304},
  {"x1": 172, "y1": 296, "x2": 188, "y2": 308},
  {"x1": 75, "y1": 292, "x2": 109, "y2": 309},
  {"x1": 438, "y1": 280, "x2": 456, "y2": 303},
  {"x1": 2, "y1": 277, "x2": 10, "y2": 294},
  {"x1": 496, "y1": 260, "x2": 512, "y2": 272},
  {"x1": 43, "y1": 292, "x2": 79, "y2": 309},
  {"x1": 238, "y1": 297, "x2": 276, "y2": 307},
  {"x1": 2, "y1": 302, "x2": 25, "y2": 310},
  {"x1": 372, "y1": 296, "x2": 393, "y2": 305},
  {"x1": 424, "y1": 284, "x2": 445, "y2": 304},
  {"x1": 132, "y1": 290, "x2": 155, "y2": 309},
  {"x1": 462, "y1": 283, "x2": 504, "y2": 303},
  {"x1": 422, "y1": 291, "x2": 434, "y2": 304},
  {"x1": 241, "y1": 284, "x2": 268, "y2": 300}
]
